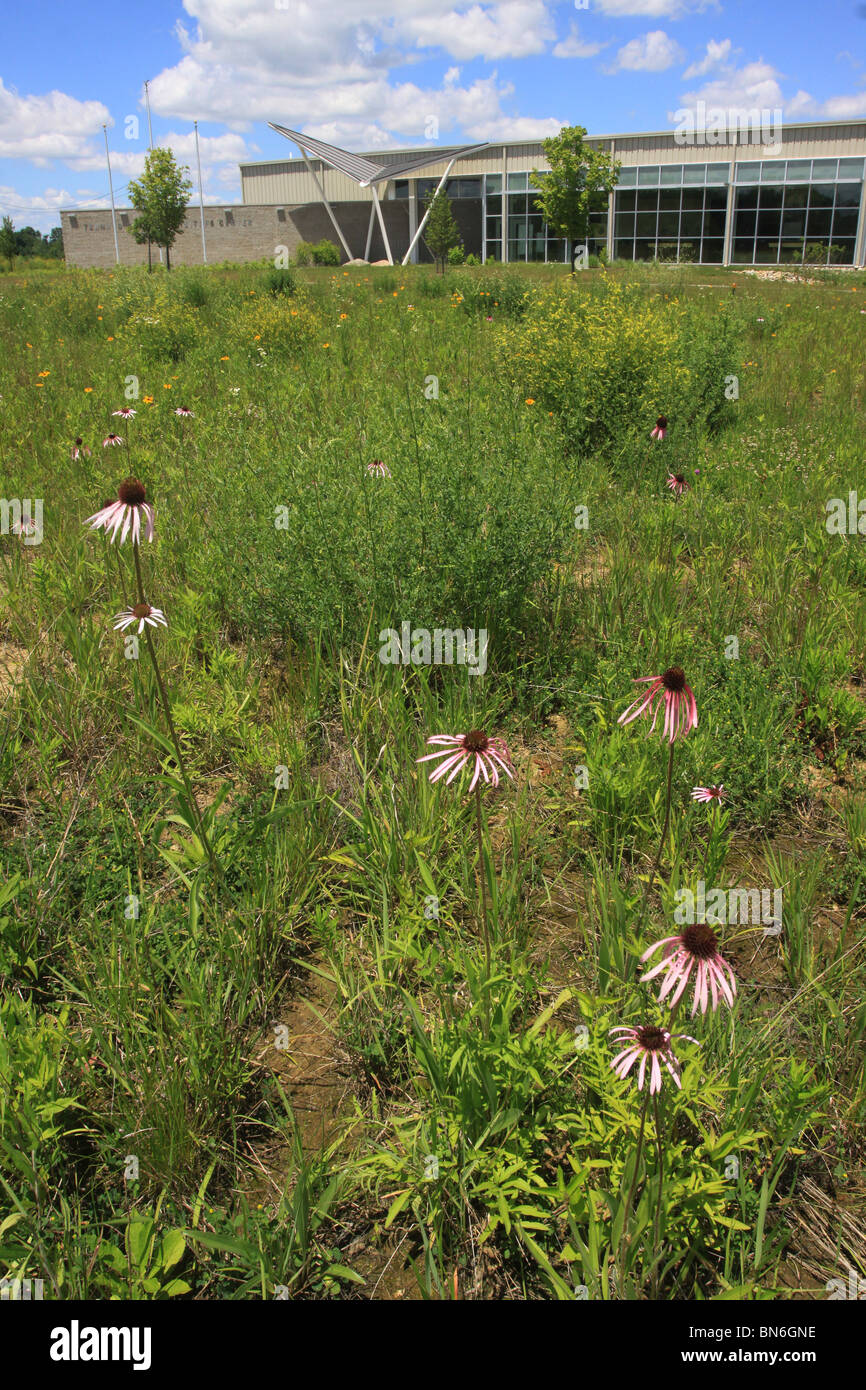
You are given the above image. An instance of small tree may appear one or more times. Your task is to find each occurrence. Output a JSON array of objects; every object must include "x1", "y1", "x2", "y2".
[
  {"x1": 532, "y1": 125, "x2": 620, "y2": 273},
  {"x1": 0, "y1": 216, "x2": 16, "y2": 270},
  {"x1": 127, "y1": 148, "x2": 192, "y2": 271},
  {"x1": 423, "y1": 188, "x2": 462, "y2": 273}
]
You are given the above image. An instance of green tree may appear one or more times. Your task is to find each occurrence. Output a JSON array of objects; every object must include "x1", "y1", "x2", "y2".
[
  {"x1": 423, "y1": 188, "x2": 462, "y2": 274},
  {"x1": 531, "y1": 125, "x2": 620, "y2": 272},
  {"x1": 127, "y1": 148, "x2": 193, "y2": 271},
  {"x1": 0, "y1": 216, "x2": 16, "y2": 270}
]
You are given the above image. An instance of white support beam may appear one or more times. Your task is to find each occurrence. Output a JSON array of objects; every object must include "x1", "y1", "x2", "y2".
[
  {"x1": 364, "y1": 201, "x2": 376, "y2": 261},
  {"x1": 370, "y1": 184, "x2": 393, "y2": 265},
  {"x1": 299, "y1": 150, "x2": 353, "y2": 260},
  {"x1": 400, "y1": 156, "x2": 457, "y2": 266}
]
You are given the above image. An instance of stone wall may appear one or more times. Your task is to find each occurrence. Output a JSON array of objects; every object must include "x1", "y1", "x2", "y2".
[{"x1": 60, "y1": 198, "x2": 482, "y2": 269}]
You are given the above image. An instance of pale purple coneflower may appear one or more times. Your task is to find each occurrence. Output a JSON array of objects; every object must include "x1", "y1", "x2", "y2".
[
  {"x1": 85, "y1": 478, "x2": 154, "y2": 545},
  {"x1": 103, "y1": 432, "x2": 124, "y2": 448},
  {"x1": 618, "y1": 666, "x2": 698, "y2": 744},
  {"x1": 11, "y1": 517, "x2": 39, "y2": 538},
  {"x1": 417, "y1": 729, "x2": 512, "y2": 792},
  {"x1": 174, "y1": 406, "x2": 195, "y2": 418},
  {"x1": 112, "y1": 407, "x2": 137, "y2": 420},
  {"x1": 667, "y1": 473, "x2": 689, "y2": 495},
  {"x1": 366, "y1": 459, "x2": 391, "y2": 478},
  {"x1": 71, "y1": 437, "x2": 91, "y2": 460},
  {"x1": 609, "y1": 1023, "x2": 698, "y2": 1095},
  {"x1": 113, "y1": 602, "x2": 168, "y2": 635},
  {"x1": 651, "y1": 415, "x2": 668, "y2": 441},
  {"x1": 640, "y1": 923, "x2": 737, "y2": 1016},
  {"x1": 692, "y1": 785, "x2": 725, "y2": 803},
  {"x1": 418, "y1": 729, "x2": 513, "y2": 1007}
]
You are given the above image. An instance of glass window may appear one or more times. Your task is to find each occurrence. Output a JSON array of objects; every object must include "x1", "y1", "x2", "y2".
[
  {"x1": 636, "y1": 190, "x2": 658, "y2": 213},
  {"x1": 633, "y1": 238, "x2": 656, "y2": 260},
  {"x1": 486, "y1": 217, "x2": 502, "y2": 239},
  {"x1": 617, "y1": 166, "x2": 637, "y2": 187},
  {"x1": 809, "y1": 184, "x2": 835, "y2": 208},
  {"x1": 657, "y1": 211, "x2": 679, "y2": 237},
  {"x1": 615, "y1": 212, "x2": 636, "y2": 236},
  {"x1": 757, "y1": 210, "x2": 782, "y2": 238},
  {"x1": 706, "y1": 163, "x2": 730, "y2": 183},
  {"x1": 393, "y1": 180, "x2": 409, "y2": 199},
  {"x1": 546, "y1": 238, "x2": 566, "y2": 263},
  {"x1": 615, "y1": 189, "x2": 636, "y2": 212},
  {"x1": 785, "y1": 160, "x2": 811, "y2": 182},
  {"x1": 485, "y1": 193, "x2": 502, "y2": 215},
  {"x1": 734, "y1": 210, "x2": 757, "y2": 237},
  {"x1": 614, "y1": 238, "x2": 635, "y2": 260},
  {"x1": 507, "y1": 171, "x2": 528, "y2": 190},
  {"x1": 838, "y1": 158, "x2": 865, "y2": 181},
  {"x1": 736, "y1": 186, "x2": 759, "y2": 210},
  {"x1": 832, "y1": 208, "x2": 859, "y2": 238},
  {"x1": 754, "y1": 237, "x2": 779, "y2": 263},
  {"x1": 485, "y1": 241, "x2": 501, "y2": 261},
  {"x1": 758, "y1": 185, "x2": 783, "y2": 209},
  {"x1": 811, "y1": 159, "x2": 838, "y2": 180},
  {"x1": 508, "y1": 192, "x2": 528, "y2": 213},
  {"x1": 732, "y1": 237, "x2": 755, "y2": 263},
  {"x1": 736, "y1": 161, "x2": 761, "y2": 183},
  {"x1": 703, "y1": 209, "x2": 727, "y2": 237},
  {"x1": 636, "y1": 211, "x2": 657, "y2": 236},
  {"x1": 834, "y1": 183, "x2": 861, "y2": 209},
  {"x1": 705, "y1": 186, "x2": 729, "y2": 211},
  {"x1": 760, "y1": 161, "x2": 785, "y2": 183},
  {"x1": 658, "y1": 188, "x2": 680, "y2": 212},
  {"x1": 700, "y1": 240, "x2": 724, "y2": 264},
  {"x1": 783, "y1": 184, "x2": 809, "y2": 209},
  {"x1": 780, "y1": 240, "x2": 805, "y2": 264},
  {"x1": 457, "y1": 177, "x2": 481, "y2": 199},
  {"x1": 806, "y1": 208, "x2": 833, "y2": 236},
  {"x1": 682, "y1": 164, "x2": 706, "y2": 185},
  {"x1": 680, "y1": 210, "x2": 703, "y2": 238},
  {"x1": 637, "y1": 166, "x2": 659, "y2": 186},
  {"x1": 660, "y1": 165, "x2": 683, "y2": 185},
  {"x1": 781, "y1": 209, "x2": 807, "y2": 237},
  {"x1": 485, "y1": 174, "x2": 503, "y2": 193},
  {"x1": 681, "y1": 187, "x2": 704, "y2": 211},
  {"x1": 831, "y1": 238, "x2": 855, "y2": 263}
]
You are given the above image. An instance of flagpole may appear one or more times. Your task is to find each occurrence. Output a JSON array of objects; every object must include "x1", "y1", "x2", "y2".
[
  {"x1": 103, "y1": 125, "x2": 120, "y2": 264},
  {"x1": 195, "y1": 120, "x2": 207, "y2": 264}
]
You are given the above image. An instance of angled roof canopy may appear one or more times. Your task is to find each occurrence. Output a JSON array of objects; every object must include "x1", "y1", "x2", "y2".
[{"x1": 267, "y1": 124, "x2": 489, "y2": 187}]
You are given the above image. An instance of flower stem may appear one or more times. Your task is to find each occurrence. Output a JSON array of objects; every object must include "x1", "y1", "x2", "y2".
[
  {"x1": 651, "y1": 1093, "x2": 665, "y2": 1298},
  {"x1": 634, "y1": 740, "x2": 676, "y2": 954},
  {"x1": 619, "y1": 1086, "x2": 650, "y2": 1297},
  {"x1": 474, "y1": 783, "x2": 492, "y2": 1033},
  {"x1": 132, "y1": 541, "x2": 217, "y2": 872}
]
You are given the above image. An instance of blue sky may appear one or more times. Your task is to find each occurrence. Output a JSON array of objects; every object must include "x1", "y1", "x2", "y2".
[{"x1": 2, "y1": 0, "x2": 865, "y2": 230}]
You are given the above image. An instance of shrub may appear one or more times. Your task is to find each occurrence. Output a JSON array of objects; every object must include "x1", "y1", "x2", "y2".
[
  {"x1": 465, "y1": 252, "x2": 481, "y2": 267},
  {"x1": 264, "y1": 266, "x2": 297, "y2": 296},
  {"x1": 312, "y1": 239, "x2": 341, "y2": 266},
  {"x1": 447, "y1": 244, "x2": 466, "y2": 266},
  {"x1": 294, "y1": 242, "x2": 314, "y2": 266}
]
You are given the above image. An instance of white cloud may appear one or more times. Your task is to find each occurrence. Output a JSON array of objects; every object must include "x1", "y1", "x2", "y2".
[
  {"x1": 147, "y1": 1, "x2": 561, "y2": 142},
  {"x1": 609, "y1": 30, "x2": 685, "y2": 73},
  {"x1": 682, "y1": 38, "x2": 733, "y2": 80},
  {"x1": 553, "y1": 24, "x2": 606, "y2": 59},
  {"x1": 0, "y1": 79, "x2": 110, "y2": 164}
]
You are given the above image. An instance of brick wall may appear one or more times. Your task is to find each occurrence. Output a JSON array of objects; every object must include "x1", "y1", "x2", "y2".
[{"x1": 59, "y1": 199, "x2": 480, "y2": 269}]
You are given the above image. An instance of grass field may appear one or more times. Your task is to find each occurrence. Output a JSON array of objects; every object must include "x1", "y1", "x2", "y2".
[{"x1": 1, "y1": 256, "x2": 864, "y2": 1301}]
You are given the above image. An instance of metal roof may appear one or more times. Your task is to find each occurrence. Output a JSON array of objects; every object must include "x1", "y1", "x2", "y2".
[{"x1": 267, "y1": 124, "x2": 488, "y2": 186}]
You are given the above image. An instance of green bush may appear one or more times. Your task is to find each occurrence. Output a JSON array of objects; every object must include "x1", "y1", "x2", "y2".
[
  {"x1": 264, "y1": 266, "x2": 297, "y2": 296},
  {"x1": 313, "y1": 239, "x2": 341, "y2": 266},
  {"x1": 447, "y1": 244, "x2": 466, "y2": 266}
]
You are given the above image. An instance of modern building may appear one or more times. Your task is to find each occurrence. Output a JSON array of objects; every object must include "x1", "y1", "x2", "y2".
[{"x1": 61, "y1": 118, "x2": 866, "y2": 270}]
